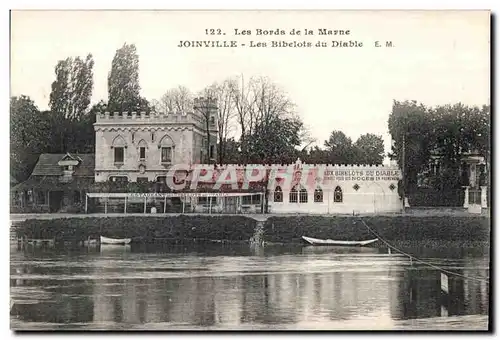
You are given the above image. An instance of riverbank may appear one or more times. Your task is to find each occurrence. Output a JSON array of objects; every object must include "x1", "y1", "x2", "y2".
[{"x1": 13, "y1": 213, "x2": 490, "y2": 246}]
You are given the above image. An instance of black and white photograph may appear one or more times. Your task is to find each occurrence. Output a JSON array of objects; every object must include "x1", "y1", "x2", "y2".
[{"x1": 8, "y1": 9, "x2": 491, "y2": 331}]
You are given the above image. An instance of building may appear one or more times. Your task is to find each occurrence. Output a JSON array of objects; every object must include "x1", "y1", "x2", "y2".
[
  {"x1": 12, "y1": 96, "x2": 405, "y2": 215},
  {"x1": 416, "y1": 149, "x2": 489, "y2": 211},
  {"x1": 11, "y1": 153, "x2": 95, "y2": 213},
  {"x1": 94, "y1": 97, "x2": 218, "y2": 183},
  {"x1": 85, "y1": 160, "x2": 403, "y2": 215}
]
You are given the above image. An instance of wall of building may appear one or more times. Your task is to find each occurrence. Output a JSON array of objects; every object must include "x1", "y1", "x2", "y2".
[
  {"x1": 184, "y1": 163, "x2": 403, "y2": 214},
  {"x1": 94, "y1": 108, "x2": 218, "y2": 182},
  {"x1": 267, "y1": 165, "x2": 402, "y2": 214}
]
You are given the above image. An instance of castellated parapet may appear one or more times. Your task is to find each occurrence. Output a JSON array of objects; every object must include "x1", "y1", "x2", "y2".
[
  {"x1": 95, "y1": 110, "x2": 206, "y2": 127},
  {"x1": 192, "y1": 163, "x2": 399, "y2": 169}
]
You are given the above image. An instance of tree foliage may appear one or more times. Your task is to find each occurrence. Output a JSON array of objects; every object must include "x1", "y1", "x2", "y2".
[
  {"x1": 388, "y1": 100, "x2": 434, "y2": 195},
  {"x1": 388, "y1": 100, "x2": 491, "y2": 194},
  {"x1": 324, "y1": 130, "x2": 355, "y2": 164},
  {"x1": 49, "y1": 54, "x2": 94, "y2": 119},
  {"x1": 246, "y1": 115, "x2": 303, "y2": 164},
  {"x1": 354, "y1": 133, "x2": 385, "y2": 165},
  {"x1": 107, "y1": 43, "x2": 150, "y2": 112},
  {"x1": 154, "y1": 85, "x2": 194, "y2": 113},
  {"x1": 10, "y1": 96, "x2": 51, "y2": 181}
]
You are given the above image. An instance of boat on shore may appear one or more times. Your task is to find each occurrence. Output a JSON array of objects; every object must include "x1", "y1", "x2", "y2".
[
  {"x1": 100, "y1": 236, "x2": 131, "y2": 245},
  {"x1": 302, "y1": 236, "x2": 378, "y2": 247}
]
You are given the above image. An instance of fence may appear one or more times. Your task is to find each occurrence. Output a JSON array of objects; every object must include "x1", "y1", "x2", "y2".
[
  {"x1": 85, "y1": 192, "x2": 265, "y2": 215},
  {"x1": 410, "y1": 188, "x2": 464, "y2": 207}
]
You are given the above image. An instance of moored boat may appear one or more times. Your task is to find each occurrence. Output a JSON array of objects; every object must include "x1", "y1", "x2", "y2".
[
  {"x1": 100, "y1": 236, "x2": 132, "y2": 245},
  {"x1": 302, "y1": 236, "x2": 378, "y2": 247}
]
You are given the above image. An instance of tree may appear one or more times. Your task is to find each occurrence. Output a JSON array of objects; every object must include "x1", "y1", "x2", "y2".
[
  {"x1": 353, "y1": 133, "x2": 385, "y2": 165},
  {"x1": 229, "y1": 76, "x2": 252, "y2": 162},
  {"x1": 10, "y1": 96, "x2": 51, "y2": 181},
  {"x1": 202, "y1": 79, "x2": 236, "y2": 164},
  {"x1": 155, "y1": 85, "x2": 193, "y2": 113},
  {"x1": 220, "y1": 138, "x2": 241, "y2": 164},
  {"x1": 194, "y1": 90, "x2": 218, "y2": 164},
  {"x1": 324, "y1": 130, "x2": 356, "y2": 164},
  {"x1": 388, "y1": 100, "x2": 434, "y2": 196},
  {"x1": 431, "y1": 103, "x2": 491, "y2": 190},
  {"x1": 107, "y1": 43, "x2": 149, "y2": 112},
  {"x1": 229, "y1": 76, "x2": 297, "y2": 163},
  {"x1": 245, "y1": 115, "x2": 303, "y2": 163},
  {"x1": 49, "y1": 54, "x2": 94, "y2": 119}
]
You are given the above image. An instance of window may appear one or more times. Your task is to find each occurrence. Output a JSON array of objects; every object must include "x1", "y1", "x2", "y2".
[
  {"x1": 156, "y1": 176, "x2": 167, "y2": 183},
  {"x1": 334, "y1": 186, "x2": 343, "y2": 203},
  {"x1": 139, "y1": 147, "x2": 146, "y2": 160},
  {"x1": 132, "y1": 132, "x2": 135, "y2": 143},
  {"x1": 114, "y1": 147, "x2": 124, "y2": 163},
  {"x1": 199, "y1": 197, "x2": 216, "y2": 205},
  {"x1": 242, "y1": 195, "x2": 261, "y2": 205},
  {"x1": 161, "y1": 147, "x2": 172, "y2": 163},
  {"x1": 37, "y1": 191, "x2": 46, "y2": 205},
  {"x1": 289, "y1": 186, "x2": 298, "y2": 203},
  {"x1": 209, "y1": 145, "x2": 215, "y2": 159},
  {"x1": 274, "y1": 186, "x2": 283, "y2": 202},
  {"x1": 314, "y1": 187, "x2": 323, "y2": 203},
  {"x1": 299, "y1": 187, "x2": 308, "y2": 203},
  {"x1": 210, "y1": 116, "x2": 215, "y2": 126},
  {"x1": 151, "y1": 132, "x2": 155, "y2": 142},
  {"x1": 109, "y1": 176, "x2": 128, "y2": 183},
  {"x1": 137, "y1": 177, "x2": 148, "y2": 183}
]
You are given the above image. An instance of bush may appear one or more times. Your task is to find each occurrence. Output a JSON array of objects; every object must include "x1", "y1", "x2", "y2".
[
  {"x1": 17, "y1": 215, "x2": 257, "y2": 243},
  {"x1": 264, "y1": 215, "x2": 490, "y2": 243}
]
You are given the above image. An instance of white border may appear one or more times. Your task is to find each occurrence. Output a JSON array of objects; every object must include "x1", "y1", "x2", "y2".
[{"x1": 3, "y1": 1, "x2": 496, "y2": 339}]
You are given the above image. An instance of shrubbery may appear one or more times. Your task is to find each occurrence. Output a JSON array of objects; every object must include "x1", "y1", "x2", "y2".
[
  {"x1": 16, "y1": 215, "x2": 256, "y2": 243},
  {"x1": 264, "y1": 215, "x2": 490, "y2": 243}
]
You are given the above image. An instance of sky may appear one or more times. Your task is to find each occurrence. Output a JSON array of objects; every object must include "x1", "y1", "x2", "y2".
[{"x1": 10, "y1": 10, "x2": 490, "y2": 163}]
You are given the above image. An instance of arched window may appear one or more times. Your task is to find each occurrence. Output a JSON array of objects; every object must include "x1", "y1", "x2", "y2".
[
  {"x1": 158, "y1": 134, "x2": 175, "y2": 164},
  {"x1": 314, "y1": 187, "x2": 323, "y2": 203},
  {"x1": 137, "y1": 139, "x2": 148, "y2": 160},
  {"x1": 334, "y1": 186, "x2": 343, "y2": 203},
  {"x1": 289, "y1": 186, "x2": 298, "y2": 203},
  {"x1": 274, "y1": 186, "x2": 283, "y2": 203},
  {"x1": 299, "y1": 187, "x2": 308, "y2": 203},
  {"x1": 112, "y1": 135, "x2": 127, "y2": 164}
]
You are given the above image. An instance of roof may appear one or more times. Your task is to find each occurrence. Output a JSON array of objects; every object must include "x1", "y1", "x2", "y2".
[
  {"x1": 12, "y1": 176, "x2": 95, "y2": 191},
  {"x1": 31, "y1": 153, "x2": 95, "y2": 177}
]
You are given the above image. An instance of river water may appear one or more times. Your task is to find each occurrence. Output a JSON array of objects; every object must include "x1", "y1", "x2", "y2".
[{"x1": 10, "y1": 241, "x2": 490, "y2": 331}]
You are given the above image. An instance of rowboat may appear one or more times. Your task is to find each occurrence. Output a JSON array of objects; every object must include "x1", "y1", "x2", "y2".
[
  {"x1": 302, "y1": 236, "x2": 378, "y2": 247},
  {"x1": 100, "y1": 236, "x2": 132, "y2": 245}
]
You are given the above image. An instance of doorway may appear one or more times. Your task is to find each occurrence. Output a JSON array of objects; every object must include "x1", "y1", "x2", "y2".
[{"x1": 49, "y1": 191, "x2": 64, "y2": 212}]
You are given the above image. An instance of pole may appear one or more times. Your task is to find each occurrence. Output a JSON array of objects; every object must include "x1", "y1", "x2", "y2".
[
  {"x1": 182, "y1": 197, "x2": 185, "y2": 213},
  {"x1": 209, "y1": 196, "x2": 212, "y2": 214},
  {"x1": 85, "y1": 194, "x2": 88, "y2": 213},
  {"x1": 402, "y1": 133, "x2": 406, "y2": 210},
  {"x1": 124, "y1": 196, "x2": 127, "y2": 214},
  {"x1": 144, "y1": 197, "x2": 147, "y2": 214},
  {"x1": 164, "y1": 195, "x2": 167, "y2": 213},
  {"x1": 104, "y1": 198, "x2": 107, "y2": 214}
]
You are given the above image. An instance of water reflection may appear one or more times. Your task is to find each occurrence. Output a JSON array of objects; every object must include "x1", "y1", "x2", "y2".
[{"x1": 10, "y1": 243, "x2": 489, "y2": 330}]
